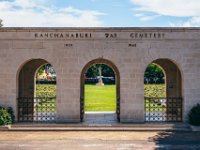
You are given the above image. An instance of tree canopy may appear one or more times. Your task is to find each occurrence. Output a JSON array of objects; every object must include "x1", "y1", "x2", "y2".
[
  {"x1": 0, "y1": 19, "x2": 3, "y2": 27},
  {"x1": 37, "y1": 64, "x2": 56, "y2": 76},
  {"x1": 85, "y1": 64, "x2": 115, "y2": 78},
  {"x1": 36, "y1": 63, "x2": 164, "y2": 84},
  {"x1": 144, "y1": 63, "x2": 165, "y2": 84},
  {"x1": 85, "y1": 63, "x2": 164, "y2": 84}
]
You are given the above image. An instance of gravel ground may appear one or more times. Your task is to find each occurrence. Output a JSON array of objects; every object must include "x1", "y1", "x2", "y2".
[{"x1": 0, "y1": 131, "x2": 200, "y2": 150}]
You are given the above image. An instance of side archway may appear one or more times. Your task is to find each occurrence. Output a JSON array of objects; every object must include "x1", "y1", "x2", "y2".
[
  {"x1": 144, "y1": 58, "x2": 183, "y2": 122},
  {"x1": 80, "y1": 58, "x2": 120, "y2": 122},
  {"x1": 17, "y1": 59, "x2": 57, "y2": 122}
]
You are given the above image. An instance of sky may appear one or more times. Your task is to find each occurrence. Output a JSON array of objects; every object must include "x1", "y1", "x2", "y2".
[{"x1": 0, "y1": 0, "x2": 200, "y2": 27}]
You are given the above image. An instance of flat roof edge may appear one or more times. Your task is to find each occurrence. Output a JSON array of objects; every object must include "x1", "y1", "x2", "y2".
[{"x1": 1, "y1": 27, "x2": 200, "y2": 32}]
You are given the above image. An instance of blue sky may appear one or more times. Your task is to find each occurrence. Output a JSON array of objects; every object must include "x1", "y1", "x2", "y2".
[{"x1": 0, "y1": 0, "x2": 200, "y2": 27}]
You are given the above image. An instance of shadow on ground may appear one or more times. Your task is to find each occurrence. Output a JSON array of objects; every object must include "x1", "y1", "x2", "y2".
[{"x1": 149, "y1": 130, "x2": 200, "y2": 149}]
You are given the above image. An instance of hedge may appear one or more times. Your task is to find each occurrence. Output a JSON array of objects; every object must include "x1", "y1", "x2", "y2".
[{"x1": 0, "y1": 106, "x2": 15, "y2": 126}]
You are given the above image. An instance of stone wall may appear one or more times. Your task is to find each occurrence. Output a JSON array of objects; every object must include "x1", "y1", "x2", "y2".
[{"x1": 0, "y1": 28, "x2": 200, "y2": 122}]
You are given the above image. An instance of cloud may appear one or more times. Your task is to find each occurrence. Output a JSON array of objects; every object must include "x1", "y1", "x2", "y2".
[
  {"x1": 0, "y1": 0, "x2": 105, "y2": 27},
  {"x1": 131, "y1": 0, "x2": 200, "y2": 17},
  {"x1": 131, "y1": 0, "x2": 200, "y2": 26},
  {"x1": 134, "y1": 13, "x2": 160, "y2": 21},
  {"x1": 170, "y1": 17, "x2": 200, "y2": 27}
]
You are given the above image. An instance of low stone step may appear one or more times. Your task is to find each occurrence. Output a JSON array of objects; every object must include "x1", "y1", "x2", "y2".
[
  {"x1": 6, "y1": 123, "x2": 191, "y2": 131},
  {"x1": 8, "y1": 127, "x2": 191, "y2": 131}
]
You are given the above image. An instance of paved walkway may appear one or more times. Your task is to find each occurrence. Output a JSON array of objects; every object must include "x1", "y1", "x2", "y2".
[
  {"x1": 84, "y1": 111, "x2": 117, "y2": 124},
  {"x1": 0, "y1": 131, "x2": 200, "y2": 150},
  {"x1": 1, "y1": 112, "x2": 198, "y2": 149}
]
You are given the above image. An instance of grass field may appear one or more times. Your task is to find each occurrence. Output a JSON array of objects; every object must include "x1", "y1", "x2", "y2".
[
  {"x1": 85, "y1": 84, "x2": 116, "y2": 111},
  {"x1": 35, "y1": 84, "x2": 166, "y2": 112}
]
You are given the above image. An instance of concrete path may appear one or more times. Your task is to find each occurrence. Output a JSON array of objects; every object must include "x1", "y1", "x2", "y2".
[
  {"x1": 0, "y1": 131, "x2": 200, "y2": 150},
  {"x1": 84, "y1": 111, "x2": 117, "y2": 124}
]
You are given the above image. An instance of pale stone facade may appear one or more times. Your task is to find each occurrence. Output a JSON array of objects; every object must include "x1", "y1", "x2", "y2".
[{"x1": 0, "y1": 27, "x2": 200, "y2": 123}]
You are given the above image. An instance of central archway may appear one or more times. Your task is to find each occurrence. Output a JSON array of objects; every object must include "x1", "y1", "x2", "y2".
[{"x1": 80, "y1": 58, "x2": 120, "y2": 122}]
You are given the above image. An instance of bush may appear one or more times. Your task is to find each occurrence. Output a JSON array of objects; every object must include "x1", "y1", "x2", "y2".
[
  {"x1": 188, "y1": 103, "x2": 200, "y2": 126},
  {"x1": 7, "y1": 107, "x2": 15, "y2": 123},
  {"x1": 0, "y1": 106, "x2": 15, "y2": 125}
]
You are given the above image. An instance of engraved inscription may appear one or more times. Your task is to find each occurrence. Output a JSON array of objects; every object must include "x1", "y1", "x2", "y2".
[
  {"x1": 105, "y1": 33, "x2": 117, "y2": 38},
  {"x1": 33, "y1": 32, "x2": 166, "y2": 40},
  {"x1": 130, "y1": 33, "x2": 165, "y2": 39},
  {"x1": 128, "y1": 43, "x2": 137, "y2": 47},
  {"x1": 34, "y1": 32, "x2": 92, "y2": 39},
  {"x1": 65, "y1": 44, "x2": 73, "y2": 47}
]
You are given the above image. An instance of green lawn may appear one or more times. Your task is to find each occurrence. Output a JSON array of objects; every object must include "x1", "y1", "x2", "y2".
[
  {"x1": 35, "y1": 84, "x2": 166, "y2": 112},
  {"x1": 85, "y1": 84, "x2": 116, "y2": 111}
]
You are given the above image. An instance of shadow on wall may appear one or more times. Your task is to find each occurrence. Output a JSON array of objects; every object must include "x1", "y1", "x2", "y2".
[{"x1": 148, "y1": 130, "x2": 200, "y2": 149}]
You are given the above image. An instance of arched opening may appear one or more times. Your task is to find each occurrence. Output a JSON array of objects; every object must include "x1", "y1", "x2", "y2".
[
  {"x1": 18, "y1": 59, "x2": 56, "y2": 122},
  {"x1": 144, "y1": 59, "x2": 182, "y2": 122},
  {"x1": 80, "y1": 58, "x2": 120, "y2": 123}
]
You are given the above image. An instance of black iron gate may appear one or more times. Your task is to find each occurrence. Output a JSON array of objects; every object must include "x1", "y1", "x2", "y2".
[
  {"x1": 80, "y1": 96, "x2": 84, "y2": 122},
  {"x1": 145, "y1": 97, "x2": 182, "y2": 122},
  {"x1": 18, "y1": 97, "x2": 56, "y2": 122},
  {"x1": 116, "y1": 97, "x2": 120, "y2": 122}
]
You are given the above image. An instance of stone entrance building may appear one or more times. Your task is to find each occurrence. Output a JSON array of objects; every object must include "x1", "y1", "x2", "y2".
[{"x1": 0, "y1": 27, "x2": 199, "y2": 123}]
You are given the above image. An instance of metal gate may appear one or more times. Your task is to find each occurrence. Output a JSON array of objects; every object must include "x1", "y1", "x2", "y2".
[
  {"x1": 145, "y1": 97, "x2": 182, "y2": 122},
  {"x1": 116, "y1": 97, "x2": 120, "y2": 122},
  {"x1": 18, "y1": 97, "x2": 56, "y2": 122},
  {"x1": 80, "y1": 96, "x2": 84, "y2": 122}
]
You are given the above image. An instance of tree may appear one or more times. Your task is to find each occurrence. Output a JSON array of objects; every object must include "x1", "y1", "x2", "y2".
[
  {"x1": 144, "y1": 64, "x2": 165, "y2": 84},
  {"x1": 0, "y1": 19, "x2": 3, "y2": 27},
  {"x1": 37, "y1": 65, "x2": 46, "y2": 76},
  {"x1": 85, "y1": 64, "x2": 115, "y2": 78}
]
